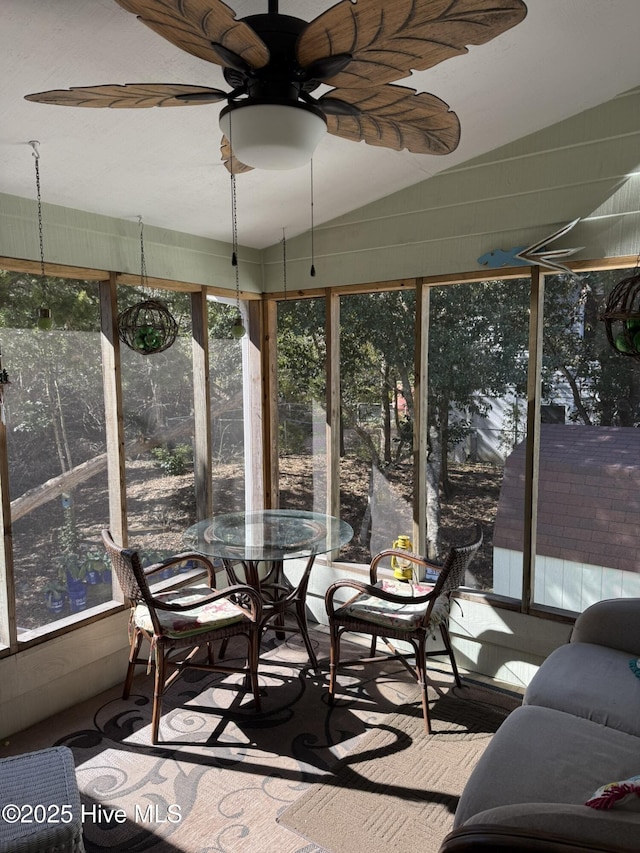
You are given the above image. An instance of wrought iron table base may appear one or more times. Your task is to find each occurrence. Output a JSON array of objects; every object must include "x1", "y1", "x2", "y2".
[{"x1": 222, "y1": 552, "x2": 319, "y2": 672}]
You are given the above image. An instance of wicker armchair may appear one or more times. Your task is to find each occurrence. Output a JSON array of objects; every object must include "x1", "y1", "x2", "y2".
[
  {"x1": 102, "y1": 529, "x2": 263, "y2": 744},
  {"x1": 325, "y1": 524, "x2": 483, "y2": 733}
]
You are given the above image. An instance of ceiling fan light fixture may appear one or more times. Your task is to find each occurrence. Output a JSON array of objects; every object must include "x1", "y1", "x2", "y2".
[{"x1": 219, "y1": 100, "x2": 326, "y2": 170}]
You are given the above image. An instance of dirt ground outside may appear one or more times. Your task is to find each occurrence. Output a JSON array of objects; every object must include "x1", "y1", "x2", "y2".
[{"x1": 15, "y1": 455, "x2": 502, "y2": 631}]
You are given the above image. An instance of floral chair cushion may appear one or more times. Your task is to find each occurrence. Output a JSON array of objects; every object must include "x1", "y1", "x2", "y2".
[
  {"x1": 134, "y1": 585, "x2": 246, "y2": 639},
  {"x1": 339, "y1": 578, "x2": 450, "y2": 631}
]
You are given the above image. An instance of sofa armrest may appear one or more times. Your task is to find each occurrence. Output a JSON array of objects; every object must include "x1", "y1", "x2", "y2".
[
  {"x1": 439, "y1": 823, "x2": 634, "y2": 853},
  {"x1": 442, "y1": 803, "x2": 640, "y2": 853},
  {"x1": 570, "y1": 597, "x2": 640, "y2": 655}
]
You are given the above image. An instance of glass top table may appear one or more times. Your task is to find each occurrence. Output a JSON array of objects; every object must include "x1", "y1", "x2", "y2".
[
  {"x1": 184, "y1": 510, "x2": 353, "y2": 671},
  {"x1": 184, "y1": 509, "x2": 353, "y2": 563}
]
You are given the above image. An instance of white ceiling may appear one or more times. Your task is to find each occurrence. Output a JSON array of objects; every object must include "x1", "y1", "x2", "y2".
[{"x1": 2, "y1": 0, "x2": 640, "y2": 250}]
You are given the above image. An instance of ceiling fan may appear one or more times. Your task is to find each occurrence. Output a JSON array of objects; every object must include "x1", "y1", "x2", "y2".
[{"x1": 25, "y1": 0, "x2": 528, "y2": 172}]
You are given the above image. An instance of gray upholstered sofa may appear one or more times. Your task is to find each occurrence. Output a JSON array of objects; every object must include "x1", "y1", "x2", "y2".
[{"x1": 439, "y1": 598, "x2": 640, "y2": 852}]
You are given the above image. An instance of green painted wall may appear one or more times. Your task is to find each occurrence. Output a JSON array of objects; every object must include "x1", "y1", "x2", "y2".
[
  {"x1": 262, "y1": 88, "x2": 640, "y2": 290},
  {"x1": 0, "y1": 193, "x2": 263, "y2": 292}
]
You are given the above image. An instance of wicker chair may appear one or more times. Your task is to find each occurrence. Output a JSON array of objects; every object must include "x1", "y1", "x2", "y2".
[
  {"x1": 102, "y1": 529, "x2": 263, "y2": 744},
  {"x1": 325, "y1": 524, "x2": 483, "y2": 733}
]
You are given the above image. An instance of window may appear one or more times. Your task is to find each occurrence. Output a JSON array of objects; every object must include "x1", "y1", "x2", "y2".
[
  {"x1": 209, "y1": 300, "x2": 246, "y2": 512},
  {"x1": 428, "y1": 277, "x2": 530, "y2": 593},
  {"x1": 529, "y1": 266, "x2": 640, "y2": 611},
  {"x1": 2, "y1": 257, "x2": 636, "y2": 655},
  {"x1": 338, "y1": 291, "x2": 416, "y2": 563},
  {"x1": 119, "y1": 287, "x2": 196, "y2": 561},
  {"x1": 277, "y1": 297, "x2": 327, "y2": 514},
  {"x1": 1, "y1": 272, "x2": 111, "y2": 636}
]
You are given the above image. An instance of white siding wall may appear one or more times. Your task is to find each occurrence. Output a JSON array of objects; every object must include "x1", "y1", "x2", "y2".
[{"x1": 494, "y1": 545, "x2": 640, "y2": 612}]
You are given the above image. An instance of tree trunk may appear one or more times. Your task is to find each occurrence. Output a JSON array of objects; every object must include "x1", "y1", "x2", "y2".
[
  {"x1": 358, "y1": 468, "x2": 374, "y2": 548},
  {"x1": 44, "y1": 372, "x2": 68, "y2": 474},
  {"x1": 382, "y1": 364, "x2": 392, "y2": 464},
  {"x1": 425, "y1": 422, "x2": 442, "y2": 562},
  {"x1": 558, "y1": 365, "x2": 593, "y2": 426},
  {"x1": 440, "y1": 396, "x2": 451, "y2": 498},
  {"x1": 54, "y1": 377, "x2": 73, "y2": 471}
]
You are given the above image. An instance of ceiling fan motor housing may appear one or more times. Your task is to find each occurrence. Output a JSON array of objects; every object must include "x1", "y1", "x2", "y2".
[
  {"x1": 238, "y1": 14, "x2": 317, "y2": 101},
  {"x1": 219, "y1": 13, "x2": 328, "y2": 169}
]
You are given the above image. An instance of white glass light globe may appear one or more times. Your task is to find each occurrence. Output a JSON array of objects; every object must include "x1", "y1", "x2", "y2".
[{"x1": 220, "y1": 102, "x2": 327, "y2": 170}]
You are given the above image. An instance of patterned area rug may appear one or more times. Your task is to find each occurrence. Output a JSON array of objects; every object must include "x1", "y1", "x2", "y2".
[
  {"x1": 278, "y1": 681, "x2": 520, "y2": 853},
  {"x1": 3, "y1": 630, "x2": 519, "y2": 853}
]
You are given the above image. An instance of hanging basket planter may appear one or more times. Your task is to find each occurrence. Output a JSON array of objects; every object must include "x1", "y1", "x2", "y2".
[
  {"x1": 600, "y1": 270, "x2": 640, "y2": 359},
  {"x1": 117, "y1": 298, "x2": 178, "y2": 355}
]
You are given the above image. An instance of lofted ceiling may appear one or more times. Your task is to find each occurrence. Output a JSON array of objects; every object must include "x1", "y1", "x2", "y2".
[{"x1": 2, "y1": 0, "x2": 640, "y2": 251}]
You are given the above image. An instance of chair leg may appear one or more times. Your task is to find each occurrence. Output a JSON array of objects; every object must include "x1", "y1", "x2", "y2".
[
  {"x1": 151, "y1": 645, "x2": 165, "y2": 745},
  {"x1": 369, "y1": 635, "x2": 377, "y2": 656},
  {"x1": 415, "y1": 638, "x2": 432, "y2": 734},
  {"x1": 440, "y1": 622, "x2": 462, "y2": 688},
  {"x1": 219, "y1": 637, "x2": 229, "y2": 660},
  {"x1": 328, "y1": 626, "x2": 341, "y2": 704},
  {"x1": 123, "y1": 629, "x2": 144, "y2": 699}
]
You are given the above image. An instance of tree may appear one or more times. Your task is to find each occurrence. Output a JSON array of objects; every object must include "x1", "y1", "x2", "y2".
[
  {"x1": 276, "y1": 280, "x2": 532, "y2": 560},
  {"x1": 542, "y1": 269, "x2": 640, "y2": 427}
]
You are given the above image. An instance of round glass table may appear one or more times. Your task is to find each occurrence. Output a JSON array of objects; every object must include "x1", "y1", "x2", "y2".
[{"x1": 184, "y1": 510, "x2": 353, "y2": 670}]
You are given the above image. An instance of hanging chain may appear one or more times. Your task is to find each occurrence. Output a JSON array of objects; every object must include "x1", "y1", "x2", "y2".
[
  {"x1": 228, "y1": 112, "x2": 241, "y2": 311},
  {"x1": 282, "y1": 228, "x2": 287, "y2": 300},
  {"x1": 310, "y1": 159, "x2": 316, "y2": 277},
  {"x1": 138, "y1": 216, "x2": 149, "y2": 288},
  {"x1": 231, "y1": 173, "x2": 241, "y2": 309},
  {"x1": 31, "y1": 142, "x2": 46, "y2": 279}
]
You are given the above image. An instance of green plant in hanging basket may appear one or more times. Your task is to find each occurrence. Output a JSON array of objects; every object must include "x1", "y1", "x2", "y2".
[
  {"x1": 231, "y1": 315, "x2": 246, "y2": 339},
  {"x1": 134, "y1": 324, "x2": 163, "y2": 352},
  {"x1": 600, "y1": 270, "x2": 640, "y2": 359},
  {"x1": 117, "y1": 298, "x2": 178, "y2": 355}
]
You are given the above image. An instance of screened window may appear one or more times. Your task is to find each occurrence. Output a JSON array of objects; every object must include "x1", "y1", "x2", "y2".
[
  {"x1": 530, "y1": 267, "x2": 640, "y2": 611},
  {"x1": 1, "y1": 272, "x2": 111, "y2": 635}
]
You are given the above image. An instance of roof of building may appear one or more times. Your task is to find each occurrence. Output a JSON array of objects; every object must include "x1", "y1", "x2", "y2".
[{"x1": 493, "y1": 424, "x2": 640, "y2": 573}]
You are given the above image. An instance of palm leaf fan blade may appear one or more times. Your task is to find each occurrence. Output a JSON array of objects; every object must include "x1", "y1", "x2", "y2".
[
  {"x1": 220, "y1": 137, "x2": 254, "y2": 174},
  {"x1": 113, "y1": 0, "x2": 270, "y2": 69},
  {"x1": 297, "y1": 0, "x2": 527, "y2": 87},
  {"x1": 24, "y1": 83, "x2": 227, "y2": 108},
  {"x1": 322, "y1": 86, "x2": 460, "y2": 155}
]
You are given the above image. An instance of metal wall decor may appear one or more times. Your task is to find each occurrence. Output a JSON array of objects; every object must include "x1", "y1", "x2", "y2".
[
  {"x1": 117, "y1": 218, "x2": 178, "y2": 355},
  {"x1": 478, "y1": 219, "x2": 583, "y2": 276}
]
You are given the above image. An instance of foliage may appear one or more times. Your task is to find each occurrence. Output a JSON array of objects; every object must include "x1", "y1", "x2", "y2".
[
  {"x1": 277, "y1": 299, "x2": 326, "y2": 403},
  {"x1": 43, "y1": 580, "x2": 67, "y2": 607},
  {"x1": 4, "y1": 263, "x2": 639, "y2": 584},
  {"x1": 541, "y1": 270, "x2": 640, "y2": 426},
  {"x1": 151, "y1": 443, "x2": 193, "y2": 476},
  {"x1": 0, "y1": 272, "x2": 101, "y2": 332},
  {"x1": 274, "y1": 270, "x2": 640, "y2": 558}
]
